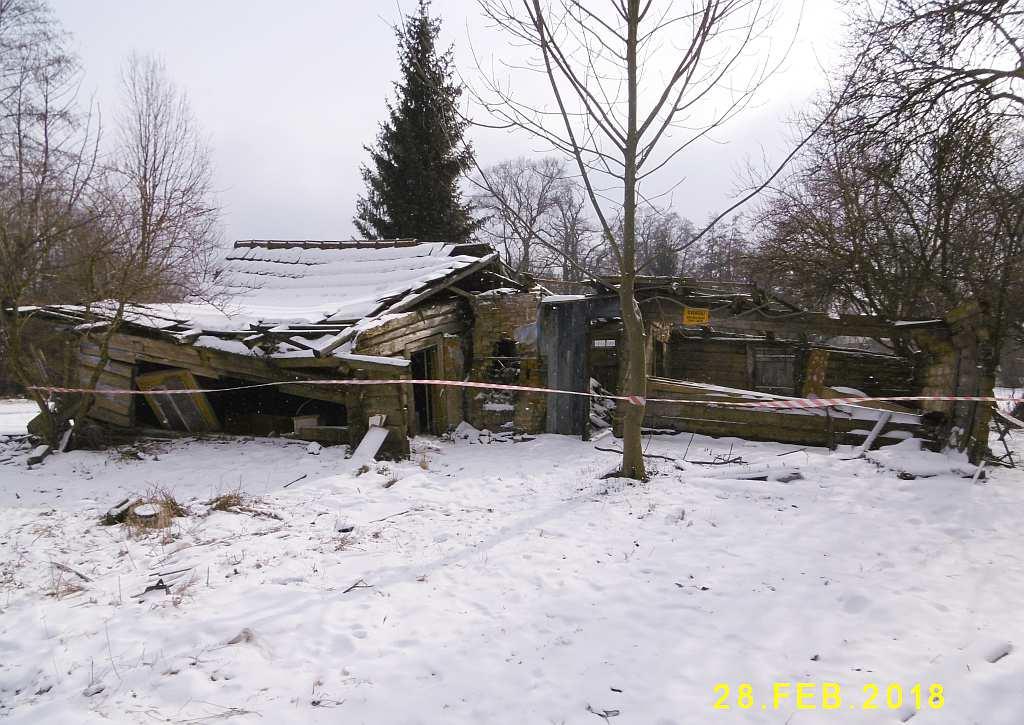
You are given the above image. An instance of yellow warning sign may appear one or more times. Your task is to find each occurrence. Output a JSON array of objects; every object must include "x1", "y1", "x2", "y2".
[{"x1": 682, "y1": 306, "x2": 710, "y2": 326}]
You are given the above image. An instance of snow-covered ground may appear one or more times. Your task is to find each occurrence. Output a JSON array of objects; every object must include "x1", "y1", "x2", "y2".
[
  {"x1": 0, "y1": 398, "x2": 37, "y2": 435},
  {"x1": 1, "y1": 398, "x2": 1023, "y2": 724}
]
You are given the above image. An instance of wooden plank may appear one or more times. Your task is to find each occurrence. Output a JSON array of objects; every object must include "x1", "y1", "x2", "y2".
[
  {"x1": 102, "y1": 331, "x2": 408, "y2": 408},
  {"x1": 290, "y1": 425, "x2": 349, "y2": 445},
  {"x1": 137, "y1": 368, "x2": 220, "y2": 433},
  {"x1": 855, "y1": 412, "x2": 892, "y2": 457},
  {"x1": 265, "y1": 357, "x2": 343, "y2": 369},
  {"x1": 357, "y1": 310, "x2": 465, "y2": 347},
  {"x1": 78, "y1": 365, "x2": 132, "y2": 386},
  {"x1": 350, "y1": 425, "x2": 389, "y2": 465},
  {"x1": 643, "y1": 307, "x2": 902, "y2": 340},
  {"x1": 86, "y1": 404, "x2": 132, "y2": 428},
  {"x1": 820, "y1": 387, "x2": 916, "y2": 414},
  {"x1": 78, "y1": 367, "x2": 134, "y2": 416},
  {"x1": 355, "y1": 301, "x2": 462, "y2": 337},
  {"x1": 89, "y1": 393, "x2": 133, "y2": 418},
  {"x1": 357, "y1": 321, "x2": 467, "y2": 358},
  {"x1": 77, "y1": 353, "x2": 134, "y2": 378},
  {"x1": 277, "y1": 383, "x2": 350, "y2": 405}
]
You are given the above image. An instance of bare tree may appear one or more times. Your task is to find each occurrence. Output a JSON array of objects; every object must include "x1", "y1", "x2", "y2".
[
  {"x1": 754, "y1": 108, "x2": 1024, "y2": 356},
  {"x1": 846, "y1": 0, "x2": 1024, "y2": 135},
  {"x1": 1, "y1": 46, "x2": 222, "y2": 444},
  {"x1": 546, "y1": 178, "x2": 594, "y2": 281},
  {"x1": 474, "y1": 156, "x2": 569, "y2": 273},
  {"x1": 102, "y1": 53, "x2": 221, "y2": 304},
  {"x1": 597, "y1": 207, "x2": 692, "y2": 277},
  {"x1": 475, "y1": 0, "x2": 785, "y2": 478},
  {"x1": 680, "y1": 214, "x2": 753, "y2": 281},
  {"x1": 0, "y1": 0, "x2": 101, "y2": 442}
]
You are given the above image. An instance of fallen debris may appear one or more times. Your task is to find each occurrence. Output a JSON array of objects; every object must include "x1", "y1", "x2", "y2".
[
  {"x1": 27, "y1": 444, "x2": 51, "y2": 466},
  {"x1": 594, "y1": 445, "x2": 678, "y2": 462},
  {"x1": 50, "y1": 562, "x2": 92, "y2": 583},
  {"x1": 226, "y1": 628, "x2": 256, "y2": 645},
  {"x1": 349, "y1": 419, "x2": 389, "y2": 467},
  {"x1": 983, "y1": 641, "x2": 1013, "y2": 664},
  {"x1": 342, "y1": 578, "x2": 374, "y2": 594}
]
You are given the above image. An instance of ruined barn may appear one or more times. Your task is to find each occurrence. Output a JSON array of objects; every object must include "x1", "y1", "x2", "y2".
[
  {"x1": 537, "y1": 277, "x2": 995, "y2": 460},
  {"x1": 21, "y1": 239, "x2": 547, "y2": 457}
]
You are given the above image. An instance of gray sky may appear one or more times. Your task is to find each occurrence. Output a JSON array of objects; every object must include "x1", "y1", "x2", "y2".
[{"x1": 51, "y1": 0, "x2": 848, "y2": 244}]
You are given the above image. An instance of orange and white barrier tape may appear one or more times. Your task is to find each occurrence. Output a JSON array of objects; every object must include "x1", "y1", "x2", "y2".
[{"x1": 26, "y1": 379, "x2": 1022, "y2": 410}]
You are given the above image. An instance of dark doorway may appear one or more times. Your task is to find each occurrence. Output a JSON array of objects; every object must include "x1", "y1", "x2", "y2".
[{"x1": 410, "y1": 347, "x2": 437, "y2": 435}]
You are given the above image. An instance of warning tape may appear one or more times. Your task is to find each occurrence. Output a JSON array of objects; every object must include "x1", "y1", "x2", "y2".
[{"x1": 26, "y1": 379, "x2": 1023, "y2": 410}]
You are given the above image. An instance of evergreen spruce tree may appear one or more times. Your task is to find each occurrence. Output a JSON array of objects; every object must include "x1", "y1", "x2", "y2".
[{"x1": 354, "y1": 0, "x2": 476, "y2": 242}]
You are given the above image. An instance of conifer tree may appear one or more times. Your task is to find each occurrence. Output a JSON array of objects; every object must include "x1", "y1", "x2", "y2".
[{"x1": 354, "y1": 0, "x2": 475, "y2": 242}]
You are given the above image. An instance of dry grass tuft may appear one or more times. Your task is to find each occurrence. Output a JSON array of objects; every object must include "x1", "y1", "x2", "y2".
[
  {"x1": 332, "y1": 534, "x2": 354, "y2": 552},
  {"x1": 205, "y1": 489, "x2": 281, "y2": 520},
  {"x1": 208, "y1": 490, "x2": 245, "y2": 512},
  {"x1": 47, "y1": 566, "x2": 86, "y2": 600},
  {"x1": 100, "y1": 485, "x2": 187, "y2": 537}
]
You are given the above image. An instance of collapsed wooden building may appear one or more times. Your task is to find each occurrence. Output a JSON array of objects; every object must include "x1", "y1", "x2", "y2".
[
  {"x1": 19, "y1": 243, "x2": 996, "y2": 461},
  {"x1": 539, "y1": 277, "x2": 996, "y2": 460},
  {"x1": 22, "y1": 239, "x2": 547, "y2": 458}
]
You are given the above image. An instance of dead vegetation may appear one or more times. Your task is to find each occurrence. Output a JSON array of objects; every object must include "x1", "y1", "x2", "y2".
[
  {"x1": 206, "y1": 489, "x2": 281, "y2": 520},
  {"x1": 332, "y1": 534, "x2": 355, "y2": 552},
  {"x1": 207, "y1": 490, "x2": 244, "y2": 512},
  {"x1": 47, "y1": 563, "x2": 88, "y2": 600},
  {"x1": 100, "y1": 486, "x2": 186, "y2": 536}
]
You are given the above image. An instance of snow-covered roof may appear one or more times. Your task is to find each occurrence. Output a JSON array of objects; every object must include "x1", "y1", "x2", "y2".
[
  {"x1": 29, "y1": 239, "x2": 499, "y2": 361},
  {"x1": 219, "y1": 239, "x2": 488, "y2": 327}
]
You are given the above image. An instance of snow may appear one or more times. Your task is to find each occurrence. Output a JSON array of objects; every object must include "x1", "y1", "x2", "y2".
[
  {"x1": 336, "y1": 351, "x2": 411, "y2": 368},
  {"x1": 830, "y1": 385, "x2": 869, "y2": 397},
  {"x1": 995, "y1": 386, "x2": 1022, "y2": 413},
  {"x1": 215, "y1": 242, "x2": 487, "y2": 326},
  {"x1": 2, "y1": 396, "x2": 1023, "y2": 723},
  {"x1": 34, "y1": 242, "x2": 492, "y2": 357},
  {"x1": 482, "y1": 402, "x2": 514, "y2": 412},
  {"x1": 193, "y1": 335, "x2": 255, "y2": 355},
  {"x1": 541, "y1": 294, "x2": 587, "y2": 303},
  {"x1": 0, "y1": 398, "x2": 36, "y2": 435}
]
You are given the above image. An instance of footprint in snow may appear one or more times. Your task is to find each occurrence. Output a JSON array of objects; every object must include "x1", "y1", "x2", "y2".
[{"x1": 841, "y1": 593, "x2": 871, "y2": 614}]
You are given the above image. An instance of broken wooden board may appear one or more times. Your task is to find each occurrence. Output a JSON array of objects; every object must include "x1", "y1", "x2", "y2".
[
  {"x1": 136, "y1": 368, "x2": 220, "y2": 433},
  {"x1": 290, "y1": 425, "x2": 349, "y2": 445},
  {"x1": 27, "y1": 444, "x2": 51, "y2": 466},
  {"x1": 995, "y1": 407, "x2": 1024, "y2": 429},
  {"x1": 855, "y1": 411, "x2": 893, "y2": 458},
  {"x1": 350, "y1": 425, "x2": 389, "y2": 466}
]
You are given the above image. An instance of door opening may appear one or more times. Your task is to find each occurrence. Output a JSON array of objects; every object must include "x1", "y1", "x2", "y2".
[
  {"x1": 753, "y1": 346, "x2": 797, "y2": 396},
  {"x1": 410, "y1": 347, "x2": 437, "y2": 435}
]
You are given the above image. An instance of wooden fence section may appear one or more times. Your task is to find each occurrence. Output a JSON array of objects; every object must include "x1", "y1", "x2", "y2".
[{"x1": 640, "y1": 377, "x2": 925, "y2": 449}]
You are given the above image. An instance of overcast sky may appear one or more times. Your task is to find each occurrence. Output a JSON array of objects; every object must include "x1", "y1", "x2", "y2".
[{"x1": 50, "y1": 0, "x2": 848, "y2": 245}]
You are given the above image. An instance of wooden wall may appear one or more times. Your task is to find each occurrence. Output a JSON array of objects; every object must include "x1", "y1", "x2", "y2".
[
  {"x1": 353, "y1": 299, "x2": 469, "y2": 437},
  {"x1": 642, "y1": 377, "x2": 924, "y2": 448},
  {"x1": 79, "y1": 340, "x2": 135, "y2": 428},
  {"x1": 354, "y1": 300, "x2": 467, "y2": 358},
  {"x1": 663, "y1": 337, "x2": 751, "y2": 389},
  {"x1": 818, "y1": 348, "x2": 915, "y2": 396},
  {"x1": 467, "y1": 292, "x2": 546, "y2": 434}
]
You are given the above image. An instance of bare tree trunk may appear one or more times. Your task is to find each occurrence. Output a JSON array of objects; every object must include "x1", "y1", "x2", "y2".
[{"x1": 618, "y1": 0, "x2": 645, "y2": 479}]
